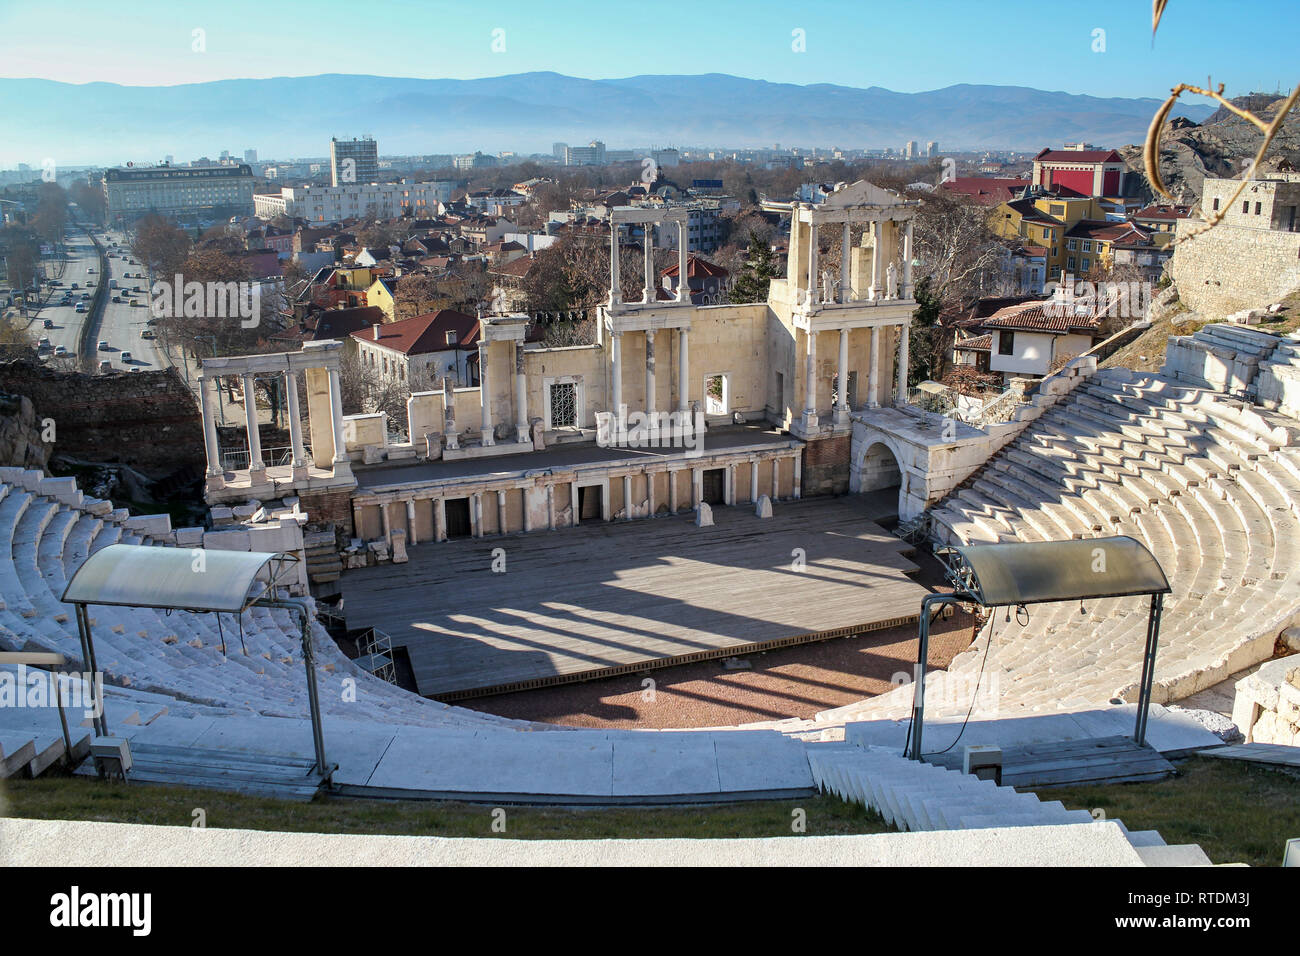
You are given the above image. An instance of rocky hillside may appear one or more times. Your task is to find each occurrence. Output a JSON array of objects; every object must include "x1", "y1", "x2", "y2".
[{"x1": 1119, "y1": 92, "x2": 1300, "y2": 204}]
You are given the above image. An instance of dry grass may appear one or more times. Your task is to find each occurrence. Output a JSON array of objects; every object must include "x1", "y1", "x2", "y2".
[
  {"x1": 1, "y1": 774, "x2": 886, "y2": 841},
  {"x1": 1038, "y1": 756, "x2": 1300, "y2": 867}
]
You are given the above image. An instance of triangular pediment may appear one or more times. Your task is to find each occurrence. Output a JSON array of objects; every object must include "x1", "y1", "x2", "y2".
[{"x1": 821, "y1": 180, "x2": 905, "y2": 208}]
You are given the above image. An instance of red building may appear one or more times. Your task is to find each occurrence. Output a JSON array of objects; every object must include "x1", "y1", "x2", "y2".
[{"x1": 1031, "y1": 147, "x2": 1125, "y2": 198}]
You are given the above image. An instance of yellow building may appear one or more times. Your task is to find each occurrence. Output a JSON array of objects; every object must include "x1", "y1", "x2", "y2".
[{"x1": 991, "y1": 195, "x2": 1105, "y2": 281}]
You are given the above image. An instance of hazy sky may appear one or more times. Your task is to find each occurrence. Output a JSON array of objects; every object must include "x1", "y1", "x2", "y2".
[{"x1": 1, "y1": 0, "x2": 1295, "y2": 99}]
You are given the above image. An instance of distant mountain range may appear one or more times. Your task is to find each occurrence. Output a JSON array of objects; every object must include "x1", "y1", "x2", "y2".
[{"x1": 0, "y1": 72, "x2": 1217, "y2": 167}]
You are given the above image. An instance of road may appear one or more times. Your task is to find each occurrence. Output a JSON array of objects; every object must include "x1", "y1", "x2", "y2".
[
  {"x1": 24, "y1": 226, "x2": 97, "y2": 360},
  {"x1": 89, "y1": 228, "x2": 166, "y2": 372}
]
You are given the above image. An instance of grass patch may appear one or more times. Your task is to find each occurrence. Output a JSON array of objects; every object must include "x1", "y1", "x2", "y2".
[
  {"x1": 1, "y1": 774, "x2": 887, "y2": 841},
  {"x1": 1036, "y1": 756, "x2": 1300, "y2": 867}
]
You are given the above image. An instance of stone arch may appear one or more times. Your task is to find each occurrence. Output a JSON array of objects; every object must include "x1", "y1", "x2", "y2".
[{"x1": 851, "y1": 433, "x2": 905, "y2": 517}]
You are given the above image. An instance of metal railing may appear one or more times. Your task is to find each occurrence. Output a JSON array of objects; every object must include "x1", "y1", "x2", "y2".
[
  {"x1": 219, "y1": 443, "x2": 309, "y2": 471},
  {"x1": 354, "y1": 626, "x2": 397, "y2": 684}
]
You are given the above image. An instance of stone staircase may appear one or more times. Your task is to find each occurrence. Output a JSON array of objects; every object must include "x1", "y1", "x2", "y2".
[{"x1": 807, "y1": 742, "x2": 1212, "y2": 864}]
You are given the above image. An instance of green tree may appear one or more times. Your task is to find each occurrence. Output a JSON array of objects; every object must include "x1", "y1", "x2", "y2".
[{"x1": 727, "y1": 231, "x2": 778, "y2": 304}]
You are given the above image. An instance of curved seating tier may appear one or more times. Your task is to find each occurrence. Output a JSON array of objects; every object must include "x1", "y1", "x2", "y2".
[{"x1": 801, "y1": 368, "x2": 1300, "y2": 730}]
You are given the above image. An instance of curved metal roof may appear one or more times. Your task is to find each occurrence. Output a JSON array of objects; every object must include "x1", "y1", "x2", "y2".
[
  {"x1": 61, "y1": 544, "x2": 290, "y2": 613},
  {"x1": 946, "y1": 535, "x2": 1170, "y2": 607}
]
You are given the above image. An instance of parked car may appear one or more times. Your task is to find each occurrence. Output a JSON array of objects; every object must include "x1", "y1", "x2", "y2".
[
  {"x1": 54, "y1": 346, "x2": 68, "y2": 357},
  {"x1": 97, "y1": 340, "x2": 110, "y2": 351},
  {"x1": 37, "y1": 337, "x2": 51, "y2": 351},
  {"x1": 98, "y1": 360, "x2": 112, "y2": 372}
]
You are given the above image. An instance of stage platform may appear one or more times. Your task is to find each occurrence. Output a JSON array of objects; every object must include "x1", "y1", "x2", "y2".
[{"x1": 342, "y1": 497, "x2": 931, "y2": 700}]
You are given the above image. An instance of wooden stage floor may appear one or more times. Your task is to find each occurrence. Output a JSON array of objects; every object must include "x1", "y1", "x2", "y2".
[{"x1": 341, "y1": 498, "x2": 932, "y2": 700}]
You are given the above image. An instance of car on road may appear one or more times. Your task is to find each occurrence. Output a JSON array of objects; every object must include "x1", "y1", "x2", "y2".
[
  {"x1": 97, "y1": 340, "x2": 110, "y2": 351},
  {"x1": 140, "y1": 329, "x2": 155, "y2": 339},
  {"x1": 109, "y1": 279, "x2": 117, "y2": 289},
  {"x1": 38, "y1": 337, "x2": 51, "y2": 351},
  {"x1": 74, "y1": 303, "x2": 87, "y2": 313},
  {"x1": 87, "y1": 267, "x2": 95, "y2": 273},
  {"x1": 70, "y1": 282, "x2": 78, "y2": 290},
  {"x1": 54, "y1": 346, "x2": 68, "y2": 357},
  {"x1": 42, "y1": 319, "x2": 54, "y2": 329},
  {"x1": 120, "y1": 351, "x2": 132, "y2": 363},
  {"x1": 111, "y1": 295, "x2": 120, "y2": 303},
  {"x1": 129, "y1": 299, "x2": 140, "y2": 307},
  {"x1": 98, "y1": 360, "x2": 112, "y2": 372}
]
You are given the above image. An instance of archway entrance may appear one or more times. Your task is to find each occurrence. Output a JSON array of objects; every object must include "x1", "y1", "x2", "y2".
[{"x1": 856, "y1": 440, "x2": 903, "y2": 523}]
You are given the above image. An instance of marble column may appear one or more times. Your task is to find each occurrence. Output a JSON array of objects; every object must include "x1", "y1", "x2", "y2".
[
  {"x1": 514, "y1": 342, "x2": 529, "y2": 443},
  {"x1": 478, "y1": 341, "x2": 494, "y2": 446},
  {"x1": 546, "y1": 485, "x2": 555, "y2": 530},
  {"x1": 677, "y1": 219, "x2": 689, "y2": 302},
  {"x1": 642, "y1": 226, "x2": 655, "y2": 303},
  {"x1": 380, "y1": 501, "x2": 391, "y2": 541},
  {"x1": 802, "y1": 329, "x2": 818, "y2": 428},
  {"x1": 497, "y1": 490, "x2": 507, "y2": 535},
  {"x1": 644, "y1": 329, "x2": 656, "y2": 424},
  {"x1": 839, "y1": 220, "x2": 851, "y2": 303},
  {"x1": 868, "y1": 325, "x2": 881, "y2": 408},
  {"x1": 571, "y1": 481, "x2": 580, "y2": 526},
  {"x1": 677, "y1": 328, "x2": 690, "y2": 414},
  {"x1": 870, "y1": 221, "x2": 883, "y2": 300},
  {"x1": 749, "y1": 458, "x2": 758, "y2": 503},
  {"x1": 610, "y1": 221, "x2": 621, "y2": 306},
  {"x1": 405, "y1": 499, "x2": 417, "y2": 546},
  {"x1": 284, "y1": 368, "x2": 307, "y2": 480},
  {"x1": 434, "y1": 498, "x2": 446, "y2": 542},
  {"x1": 473, "y1": 493, "x2": 483, "y2": 538},
  {"x1": 897, "y1": 320, "x2": 911, "y2": 403},
  {"x1": 611, "y1": 331, "x2": 623, "y2": 423},
  {"x1": 793, "y1": 454, "x2": 803, "y2": 500},
  {"x1": 835, "y1": 327, "x2": 849, "y2": 425},
  {"x1": 199, "y1": 375, "x2": 223, "y2": 487},
  {"x1": 670, "y1": 469, "x2": 679, "y2": 512},
  {"x1": 807, "y1": 222, "x2": 819, "y2": 305},
  {"x1": 623, "y1": 474, "x2": 633, "y2": 520},
  {"x1": 242, "y1": 372, "x2": 265, "y2": 478},
  {"x1": 903, "y1": 219, "x2": 915, "y2": 298},
  {"x1": 328, "y1": 366, "x2": 348, "y2": 469}
]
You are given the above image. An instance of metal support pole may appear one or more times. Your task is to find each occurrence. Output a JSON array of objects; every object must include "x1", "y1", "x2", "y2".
[
  {"x1": 1134, "y1": 592, "x2": 1164, "y2": 747},
  {"x1": 74, "y1": 603, "x2": 108, "y2": 738},
  {"x1": 905, "y1": 593, "x2": 965, "y2": 760},
  {"x1": 265, "y1": 599, "x2": 330, "y2": 781}
]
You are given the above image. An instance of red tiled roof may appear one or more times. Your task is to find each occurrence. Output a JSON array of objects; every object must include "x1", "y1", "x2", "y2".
[
  {"x1": 1133, "y1": 204, "x2": 1193, "y2": 221},
  {"x1": 660, "y1": 254, "x2": 730, "y2": 280},
  {"x1": 349, "y1": 309, "x2": 480, "y2": 355},
  {"x1": 1035, "y1": 148, "x2": 1123, "y2": 164},
  {"x1": 981, "y1": 299, "x2": 1104, "y2": 334},
  {"x1": 939, "y1": 177, "x2": 1029, "y2": 205},
  {"x1": 954, "y1": 334, "x2": 992, "y2": 352},
  {"x1": 1065, "y1": 219, "x2": 1150, "y2": 243}
]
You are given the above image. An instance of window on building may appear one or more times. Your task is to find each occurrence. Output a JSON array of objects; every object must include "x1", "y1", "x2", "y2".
[
  {"x1": 549, "y1": 382, "x2": 577, "y2": 428},
  {"x1": 704, "y1": 373, "x2": 729, "y2": 415},
  {"x1": 1213, "y1": 197, "x2": 1221, "y2": 211},
  {"x1": 1243, "y1": 201, "x2": 1250, "y2": 214},
  {"x1": 1082, "y1": 241, "x2": 1092, "y2": 252},
  {"x1": 1081, "y1": 258, "x2": 1090, "y2": 272},
  {"x1": 1255, "y1": 202, "x2": 1262, "y2": 215},
  {"x1": 1067, "y1": 257, "x2": 1075, "y2": 270},
  {"x1": 998, "y1": 331, "x2": 1015, "y2": 355},
  {"x1": 1067, "y1": 239, "x2": 1077, "y2": 250}
]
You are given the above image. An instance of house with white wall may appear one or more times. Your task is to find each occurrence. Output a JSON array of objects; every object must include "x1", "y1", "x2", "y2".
[
  {"x1": 980, "y1": 299, "x2": 1102, "y2": 381},
  {"x1": 350, "y1": 310, "x2": 481, "y2": 387}
]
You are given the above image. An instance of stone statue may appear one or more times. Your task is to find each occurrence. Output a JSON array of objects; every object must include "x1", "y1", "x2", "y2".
[{"x1": 886, "y1": 262, "x2": 898, "y2": 299}]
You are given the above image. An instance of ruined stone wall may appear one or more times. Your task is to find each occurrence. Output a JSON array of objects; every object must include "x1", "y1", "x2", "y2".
[
  {"x1": 1170, "y1": 219, "x2": 1300, "y2": 318},
  {"x1": 0, "y1": 360, "x2": 204, "y2": 477},
  {"x1": 801, "y1": 434, "x2": 851, "y2": 496},
  {"x1": 0, "y1": 390, "x2": 51, "y2": 470}
]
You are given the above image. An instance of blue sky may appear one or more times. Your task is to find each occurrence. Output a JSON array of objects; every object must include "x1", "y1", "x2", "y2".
[{"x1": 1, "y1": 0, "x2": 1295, "y2": 98}]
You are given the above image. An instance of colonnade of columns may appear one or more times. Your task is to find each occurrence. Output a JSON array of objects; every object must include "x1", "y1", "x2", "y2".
[
  {"x1": 801, "y1": 320, "x2": 911, "y2": 430},
  {"x1": 609, "y1": 326, "x2": 692, "y2": 420},
  {"x1": 805, "y1": 217, "x2": 915, "y2": 306},
  {"x1": 474, "y1": 338, "x2": 532, "y2": 446},
  {"x1": 200, "y1": 364, "x2": 343, "y2": 486},
  {"x1": 353, "y1": 449, "x2": 804, "y2": 546}
]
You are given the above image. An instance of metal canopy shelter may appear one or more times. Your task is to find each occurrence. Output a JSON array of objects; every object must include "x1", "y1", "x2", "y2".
[
  {"x1": 61, "y1": 544, "x2": 329, "y2": 780},
  {"x1": 906, "y1": 535, "x2": 1171, "y2": 761}
]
